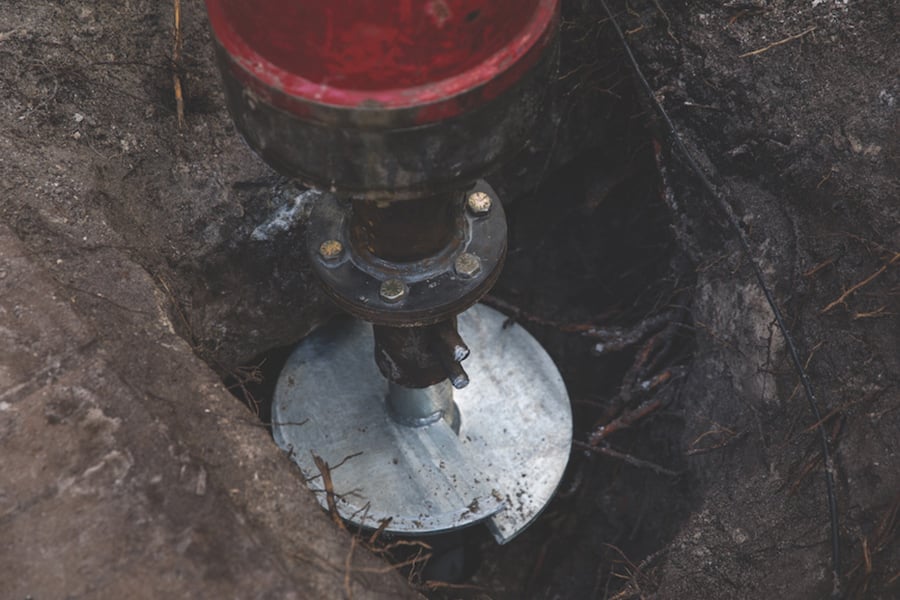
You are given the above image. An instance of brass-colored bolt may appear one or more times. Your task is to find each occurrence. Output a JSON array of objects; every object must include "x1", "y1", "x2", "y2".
[
  {"x1": 318, "y1": 239, "x2": 343, "y2": 261},
  {"x1": 466, "y1": 191, "x2": 492, "y2": 216},
  {"x1": 379, "y1": 278, "x2": 407, "y2": 303},
  {"x1": 454, "y1": 253, "x2": 482, "y2": 278}
]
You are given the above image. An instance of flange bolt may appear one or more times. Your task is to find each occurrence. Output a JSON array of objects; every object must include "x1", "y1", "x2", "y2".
[
  {"x1": 318, "y1": 239, "x2": 344, "y2": 261},
  {"x1": 454, "y1": 253, "x2": 482, "y2": 278},
  {"x1": 379, "y1": 278, "x2": 408, "y2": 303},
  {"x1": 466, "y1": 191, "x2": 492, "y2": 216}
]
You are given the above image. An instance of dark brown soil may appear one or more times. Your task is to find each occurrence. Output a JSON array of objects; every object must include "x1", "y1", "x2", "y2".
[{"x1": 1, "y1": 1, "x2": 897, "y2": 599}]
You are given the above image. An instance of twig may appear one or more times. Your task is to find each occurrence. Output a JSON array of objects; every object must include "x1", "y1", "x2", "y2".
[
  {"x1": 590, "y1": 396, "x2": 665, "y2": 444},
  {"x1": 312, "y1": 453, "x2": 345, "y2": 530},
  {"x1": 651, "y1": 0, "x2": 678, "y2": 44},
  {"x1": 784, "y1": 340, "x2": 826, "y2": 406},
  {"x1": 598, "y1": 1, "x2": 841, "y2": 593},
  {"x1": 739, "y1": 26, "x2": 818, "y2": 58},
  {"x1": 853, "y1": 306, "x2": 891, "y2": 320},
  {"x1": 482, "y1": 294, "x2": 619, "y2": 335},
  {"x1": 820, "y1": 253, "x2": 899, "y2": 314},
  {"x1": 816, "y1": 168, "x2": 836, "y2": 189},
  {"x1": 421, "y1": 581, "x2": 489, "y2": 592},
  {"x1": 686, "y1": 431, "x2": 746, "y2": 456},
  {"x1": 172, "y1": 0, "x2": 185, "y2": 128},
  {"x1": 305, "y1": 451, "x2": 363, "y2": 483},
  {"x1": 226, "y1": 361, "x2": 265, "y2": 416},
  {"x1": 575, "y1": 441, "x2": 680, "y2": 477},
  {"x1": 801, "y1": 393, "x2": 872, "y2": 436},
  {"x1": 686, "y1": 422, "x2": 746, "y2": 456},
  {"x1": 352, "y1": 553, "x2": 431, "y2": 574},
  {"x1": 371, "y1": 539, "x2": 432, "y2": 554},
  {"x1": 258, "y1": 419, "x2": 310, "y2": 429},
  {"x1": 789, "y1": 453, "x2": 823, "y2": 495},
  {"x1": 803, "y1": 256, "x2": 835, "y2": 278},
  {"x1": 592, "y1": 310, "x2": 680, "y2": 353},
  {"x1": 343, "y1": 536, "x2": 356, "y2": 600},
  {"x1": 603, "y1": 542, "x2": 661, "y2": 600},
  {"x1": 846, "y1": 494, "x2": 900, "y2": 596},
  {"x1": 367, "y1": 518, "x2": 392, "y2": 546}
]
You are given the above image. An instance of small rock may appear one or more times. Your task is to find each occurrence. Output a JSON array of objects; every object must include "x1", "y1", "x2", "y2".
[
  {"x1": 863, "y1": 144, "x2": 882, "y2": 157},
  {"x1": 195, "y1": 466, "x2": 208, "y2": 496}
]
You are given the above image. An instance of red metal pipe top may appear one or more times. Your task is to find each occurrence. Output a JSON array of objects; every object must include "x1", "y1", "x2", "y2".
[{"x1": 206, "y1": 0, "x2": 558, "y2": 119}]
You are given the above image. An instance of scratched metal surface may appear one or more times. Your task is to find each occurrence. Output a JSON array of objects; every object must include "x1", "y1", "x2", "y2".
[{"x1": 273, "y1": 303, "x2": 572, "y2": 542}]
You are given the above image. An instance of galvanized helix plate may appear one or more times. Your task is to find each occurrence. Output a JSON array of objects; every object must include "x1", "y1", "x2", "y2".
[{"x1": 272, "y1": 304, "x2": 572, "y2": 543}]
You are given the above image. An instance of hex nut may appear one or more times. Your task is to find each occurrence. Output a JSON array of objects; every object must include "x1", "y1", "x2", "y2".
[
  {"x1": 454, "y1": 253, "x2": 482, "y2": 278},
  {"x1": 318, "y1": 239, "x2": 344, "y2": 261},
  {"x1": 379, "y1": 278, "x2": 407, "y2": 303},
  {"x1": 466, "y1": 191, "x2": 492, "y2": 216}
]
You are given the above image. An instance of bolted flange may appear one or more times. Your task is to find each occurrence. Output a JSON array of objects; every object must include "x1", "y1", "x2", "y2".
[{"x1": 306, "y1": 180, "x2": 507, "y2": 327}]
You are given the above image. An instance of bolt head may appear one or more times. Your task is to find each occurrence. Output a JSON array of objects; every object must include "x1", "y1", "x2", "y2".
[
  {"x1": 379, "y1": 278, "x2": 407, "y2": 303},
  {"x1": 318, "y1": 239, "x2": 343, "y2": 261},
  {"x1": 466, "y1": 191, "x2": 492, "y2": 216},
  {"x1": 454, "y1": 253, "x2": 482, "y2": 278}
]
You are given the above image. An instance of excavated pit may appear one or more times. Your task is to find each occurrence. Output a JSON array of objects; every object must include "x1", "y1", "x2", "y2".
[
  {"x1": 223, "y1": 74, "x2": 696, "y2": 596},
  {"x1": 3, "y1": 1, "x2": 897, "y2": 598}
]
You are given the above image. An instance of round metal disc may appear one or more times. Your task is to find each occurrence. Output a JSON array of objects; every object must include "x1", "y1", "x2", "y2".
[{"x1": 272, "y1": 304, "x2": 572, "y2": 543}]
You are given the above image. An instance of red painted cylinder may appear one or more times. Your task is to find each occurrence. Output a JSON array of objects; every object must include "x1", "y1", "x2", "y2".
[
  {"x1": 206, "y1": 0, "x2": 558, "y2": 119},
  {"x1": 206, "y1": 0, "x2": 560, "y2": 197}
]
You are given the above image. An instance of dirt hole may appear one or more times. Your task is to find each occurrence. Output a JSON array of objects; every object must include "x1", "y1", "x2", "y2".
[
  {"x1": 222, "y1": 16, "x2": 696, "y2": 599},
  {"x1": 224, "y1": 129, "x2": 696, "y2": 599}
]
